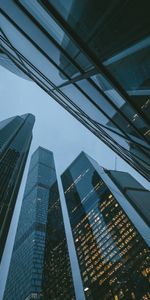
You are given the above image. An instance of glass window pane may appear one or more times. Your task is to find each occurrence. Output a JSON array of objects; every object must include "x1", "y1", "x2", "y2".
[
  {"x1": 60, "y1": 84, "x2": 109, "y2": 125},
  {"x1": 19, "y1": 0, "x2": 91, "y2": 75},
  {"x1": 1, "y1": 15, "x2": 67, "y2": 85},
  {"x1": 105, "y1": 37, "x2": 150, "y2": 117},
  {"x1": 19, "y1": 0, "x2": 65, "y2": 45},
  {"x1": 77, "y1": 79, "x2": 116, "y2": 117},
  {"x1": 91, "y1": 75, "x2": 149, "y2": 139},
  {"x1": 92, "y1": 74, "x2": 125, "y2": 108},
  {"x1": 48, "y1": 0, "x2": 150, "y2": 121},
  {"x1": 49, "y1": 0, "x2": 150, "y2": 61}
]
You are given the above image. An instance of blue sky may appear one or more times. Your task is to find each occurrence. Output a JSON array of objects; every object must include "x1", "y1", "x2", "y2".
[{"x1": 0, "y1": 65, "x2": 149, "y2": 299}]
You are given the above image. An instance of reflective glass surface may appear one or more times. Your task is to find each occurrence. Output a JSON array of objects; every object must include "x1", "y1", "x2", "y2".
[
  {"x1": 0, "y1": 114, "x2": 34, "y2": 260},
  {"x1": 4, "y1": 148, "x2": 75, "y2": 300},
  {"x1": 62, "y1": 153, "x2": 150, "y2": 300},
  {"x1": 42, "y1": 182, "x2": 75, "y2": 300},
  {"x1": 0, "y1": 0, "x2": 150, "y2": 180}
]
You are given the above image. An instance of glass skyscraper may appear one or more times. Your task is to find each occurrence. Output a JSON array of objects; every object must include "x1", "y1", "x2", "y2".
[
  {"x1": 0, "y1": 1, "x2": 150, "y2": 180},
  {"x1": 4, "y1": 147, "x2": 75, "y2": 300},
  {"x1": 61, "y1": 152, "x2": 150, "y2": 300},
  {"x1": 0, "y1": 113, "x2": 35, "y2": 261}
]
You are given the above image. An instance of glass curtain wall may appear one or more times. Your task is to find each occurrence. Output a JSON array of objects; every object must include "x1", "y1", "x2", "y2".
[
  {"x1": 0, "y1": 113, "x2": 35, "y2": 260},
  {"x1": 0, "y1": 0, "x2": 150, "y2": 180},
  {"x1": 61, "y1": 152, "x2": 150, "y2": 300}
]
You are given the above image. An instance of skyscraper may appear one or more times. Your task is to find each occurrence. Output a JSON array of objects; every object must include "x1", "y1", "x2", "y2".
[
  {"x1": 4, "y1": 147, "x2": 75, "y2": 300},
  {"x1": 61, "y1": 152, "x2": 150, "y2": 300},
  {"x1": 0, "y1": 0, "x2": 150, "y2": 180},
  {"x1": 0, "y1": 113, "x2": 35, "y2": 261}
]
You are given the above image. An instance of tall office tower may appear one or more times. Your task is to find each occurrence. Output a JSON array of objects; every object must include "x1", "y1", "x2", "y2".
[
  {"x1": 4, "y1": 147, "x2": 75, "y2": 300},
  {"x1": 0, "y1": 113, "x2": 35, "y2": 261},
  {"x1": 61, "y1": 152, "x2": 150, "y2": 300},
  {"x1": 0, "y1": 1, "x2": 150, "y2": 180}
]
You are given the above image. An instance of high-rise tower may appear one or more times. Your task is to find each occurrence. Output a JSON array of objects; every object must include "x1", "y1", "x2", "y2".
[
  {"x1": 0, "y1": 113, "x2": 35, "y2": 261},
  {"x1": 61, "y1": 152, "x2": 150, "y2": 300},
  {"x1": 4, "y1": 147, "x2": 75, "y2": 300}
]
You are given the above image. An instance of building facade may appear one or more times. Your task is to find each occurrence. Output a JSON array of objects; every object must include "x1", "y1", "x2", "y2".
[
  {"x1": 0, "y1": 1, "x2": 150, "y2": 180},
  {"x1": 0, "y1": 113, "x2": 35, "y2": 261},
  {"x1": 4, "y1": 147, "x2": 75, "y2": 300},
  {"x1": 61, "y1": 152, "x2": 150, "y2": 300}
]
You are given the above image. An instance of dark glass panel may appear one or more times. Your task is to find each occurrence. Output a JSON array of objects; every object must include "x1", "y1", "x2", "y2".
[{"x1": 48, "y1": 0, "x2": 150, "y2": 119}]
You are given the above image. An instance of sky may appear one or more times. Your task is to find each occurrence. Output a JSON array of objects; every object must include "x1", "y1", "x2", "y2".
[{"x1": 0, "y1": 65, "x2": 149, "y2": 299}]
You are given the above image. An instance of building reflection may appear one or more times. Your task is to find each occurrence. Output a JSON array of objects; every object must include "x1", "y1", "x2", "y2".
[
  {"x1": 0, "y1": 0, "x2": 150, "y2": 180},
  {"x1": 61, "y1": 152, "x2": 150, "y2": 299}
]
